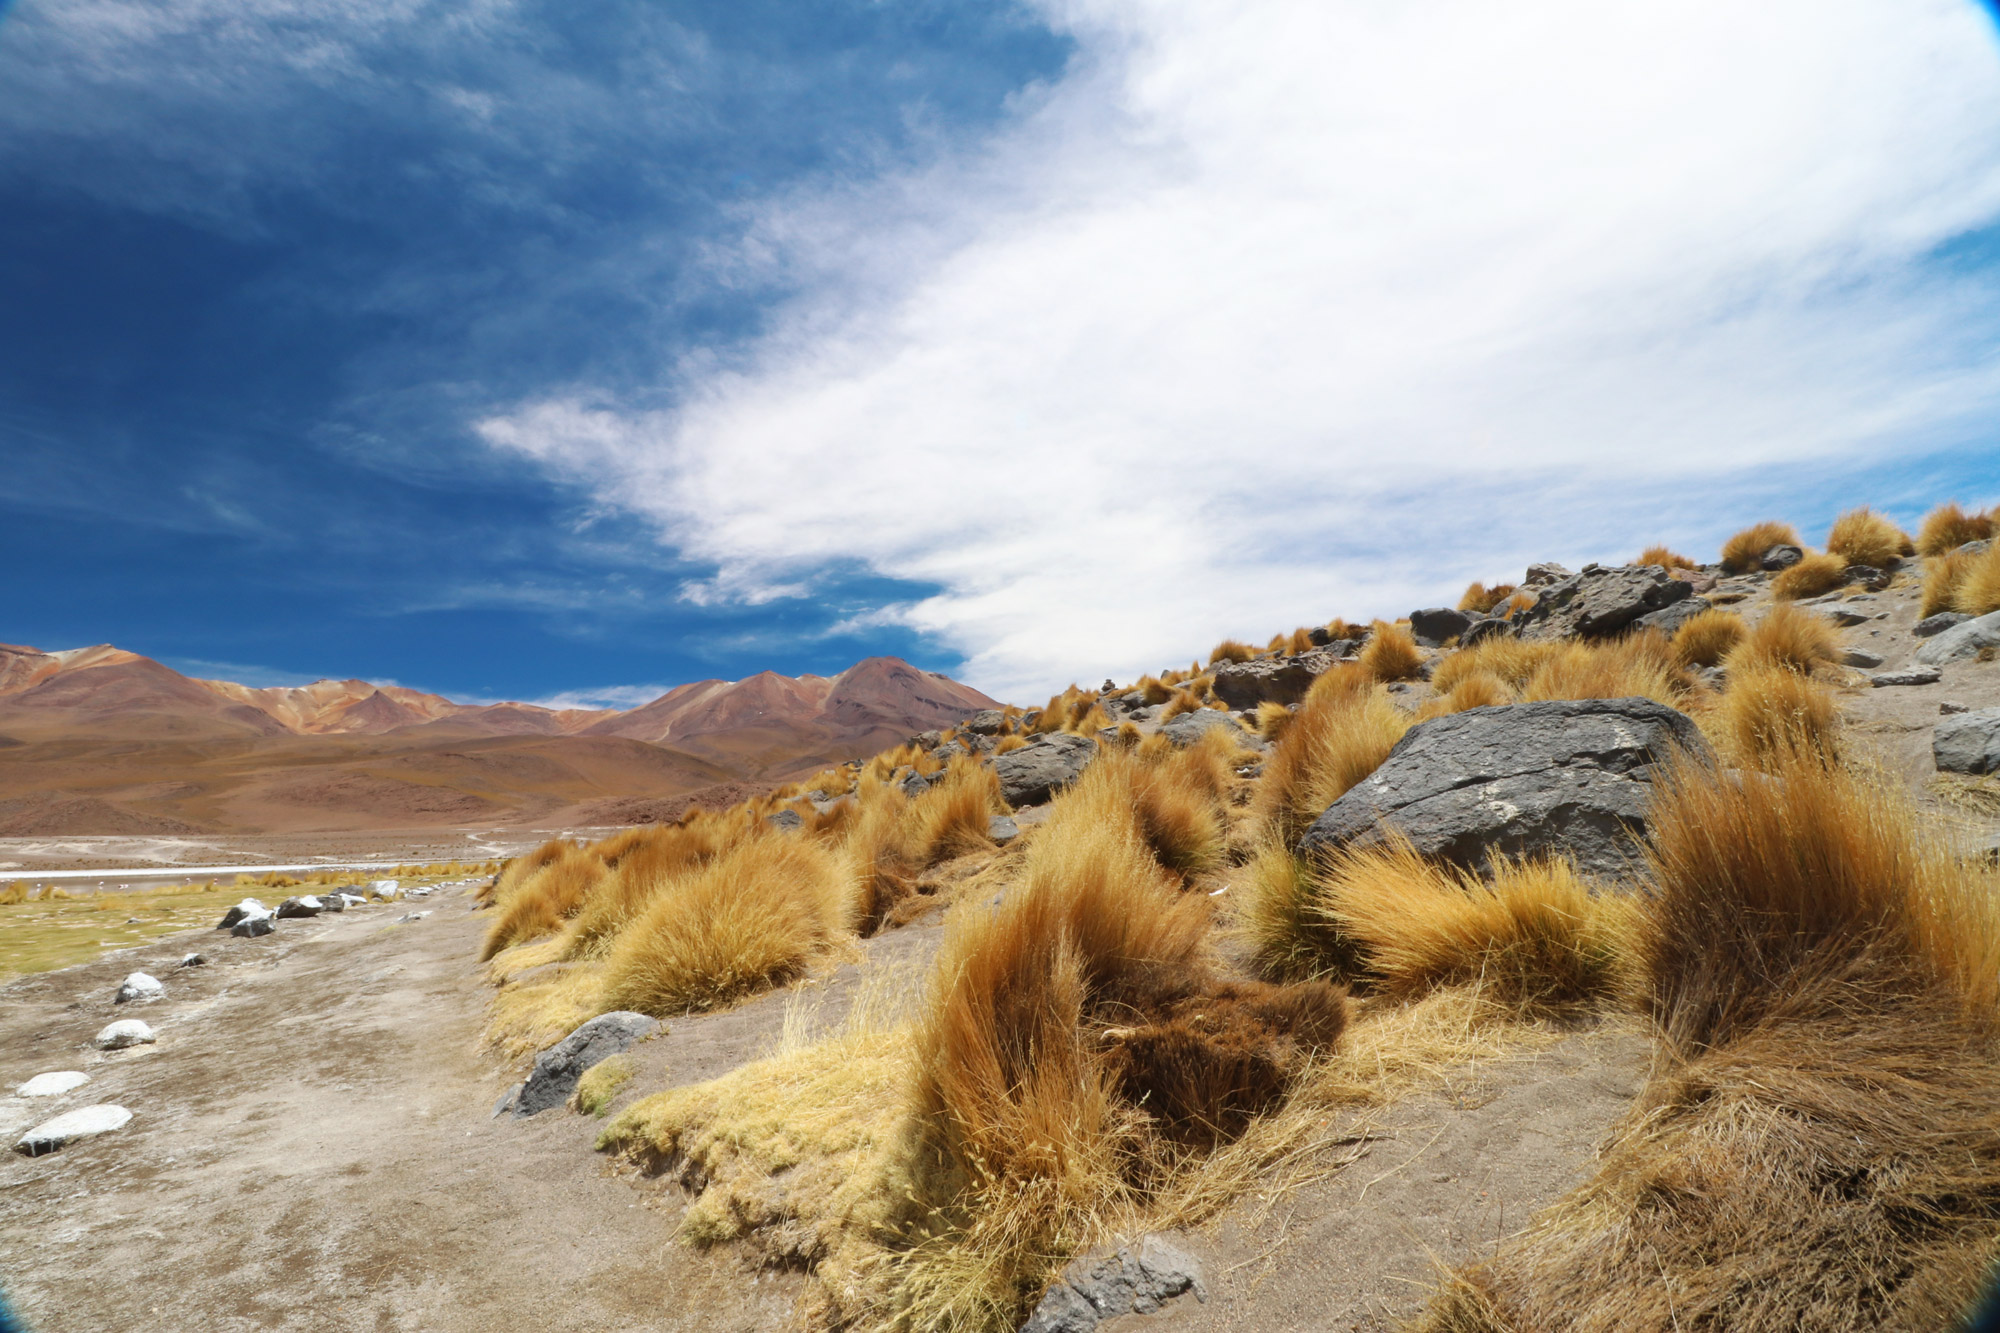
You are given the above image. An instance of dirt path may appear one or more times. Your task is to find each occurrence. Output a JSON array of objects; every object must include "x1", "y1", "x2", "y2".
[{"x1": 0, "y1": 888, "x2": 827, "y2": 1333}]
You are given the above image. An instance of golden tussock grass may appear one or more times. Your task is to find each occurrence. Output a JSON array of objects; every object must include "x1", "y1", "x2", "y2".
[
  {"x1": 1769, "y1": 550, "x2": 1847, "y2": 600},
  {"x1": 1719, "y1": 519, "x2": 1801, "y2": 573},
  {"x1": 574, "y1": 1053, "x2": 635, "y2": 1116},
  {"x1": 1310, "y1": 838, "x2": 1638, "y2": 1016},
  {"x1": 1410, "y1": 754, "x2": 2000, "y2": 1333},
  {"x1": 1457, "y1": 582, "x2": 1516, "y2": 614},
  {"x1": 1254, "y1": 701, "x2": 1294, "y2": 743},
  {"x1": 1669, "y1": 606, "x2": 1746, "y2": 668},
  {"x1": 597, "y1": 834, "x2": 856, "y2": 1018},
  {"x1": 1824, "y1": 505, "x2": 1909, "y2": 569},
  {"x1": 1252, "y1": 666, "x2": 1410, "y2": 847},
  {"x1": 1161, "y1": 689, "x2": 1205, "y2": 720},
  {"x1": 562, "y1": 821, "x2": 731, "y2": 960},
  {"x1": 848, "y1": 760, "x2": 1004, "y2": 932},
  {"x1": 1923, "y1": 547, "x2": 1980, "y2": 617},
  {"x1": 1517, "y1": 633, "x2": 1685, "y2": 707},
  {"x1": 479, "y1": 837, "x2": 570, "y2": 907},
  {"x1": 1430, "y1": 638, "x2": 1559, "y2": 695},
  {"x1": 1324, "y1": 618, "x2": 1367, "y2": 641},
  {"x1": 1208, "y1": 639, "x2": 1257, "y2": 665},
  {"x1": 1634, "y1": 544, "x2": 1696, "y2": 570},
  {"x1": 1725, "y1": 601, "x2": 1839, "y2": 674},
  {"x1": 1240, "y1": 843, "x2": 1364, "y2": 983},
  {"x1": 1046, "y1": 734, "x2": 1240, "y2": 881},
  {"x1": 1438, "y1": 670, "x2": 1510, "y2": 712},
  {"x1": 1284, "y1": 626, "x2": 1317, "y2": 655},
  {"x1": 1708, "y1": 664, "x2": 1840, "y2": 769},
  {"x1": 1135, "y1": 675, "x2": 1175, "y2": 705},
  {"x1": 1954, "y1": 543, "x2": 2000, "y2": 617},
  {"x1": 1357, "y1": 620, "x2": 1423, "y2": 682},
  {"x1": 992, "y1": 733, "x2": 1029, "y2": 755},
  {"x1": 1916, "y1": 501, "x2": 1994, "y2": 557},
  {"x1": 479, "y1": 845, "x2": 607, "y2": 961}
]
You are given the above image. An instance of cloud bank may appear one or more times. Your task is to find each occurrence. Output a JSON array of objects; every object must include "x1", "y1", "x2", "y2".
[{"x1": 480, "y1": 0, "x2": 2000, "y2": 701}]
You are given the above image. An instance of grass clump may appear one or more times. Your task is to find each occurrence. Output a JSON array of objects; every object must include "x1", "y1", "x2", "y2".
[
  {"x1": 1954, "y1": 543, "x2": 2000, "y2": 617},
  {"x1": 1916, "y1": 501, "x2": 1994, "y2": 557},
  {"x1": 1357, "y1": 620, "x2": 1423, "y2": 682},
  {"x1": 1409, "y1": 752, "x2": 2000, "y2": 1333},
  {"x1": 1824, "y1": 505, "x2": 1909, "y2": 569},
  {"x1": 849, "y1": 760, "x2": 1006, "y2": 931},
  {"x1": 1208, "y1": 639, "x2": 1256, "y2": 665},
  {"x1": 574, "y1": 1054, "x2": 635, "y2": 1116},
  {"x1": 1669, "y1": 606, "x2": 1746, "y2": 668},
  {"x1": 598, "y1": 835, "x2": 855, "y2": 1018},
  {"x1": 480, "y1": 844, "x2": 606, "y2": 961},
  {"x1": 1254, "y1": 701, "x2": 1294, "y2": 743},
  {"x1": 1458, "y1": 582, "x2": 1516, "y2": 614},
  {"x1": 1252, "y1": 665, "x2": 1411, "y2": 846},
  {"x1": 1769, "y1": 550, "x2": 1847, "y2": 600},
  {"x1": 1635, "y1": 544, "x2": 1696, "y2": 570},
  {"x1": 1710, "y1": 665, "x2": 1840, "y2": 769},
  {"x1": 1719, "y1": 520, "x2": 1801, "y2": 573},
  {"x1": 1724, "y1": 603, "x2": 1838, "y2": 675},
  {"x1": 1517, "y1": 633, "x2": 1685, "y2": 706}
]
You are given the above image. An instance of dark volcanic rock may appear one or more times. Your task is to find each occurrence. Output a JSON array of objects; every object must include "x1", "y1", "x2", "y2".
[
  {"x1": 1210, "y1": 656, "x2": 1319, "y2": 709},
  {"x1": 515, "y1": 1012, "x2": 660, "y2": 1117},
  {"x1": 1159, "y1": 709, "x2": 1250, "y2": 748},
  {"x1": 1020, "y1": 1234, "x2": 1207, "y2": 1333},
  {"x1": 1760, "y1": 544, "x2": 1804, "y2": 571},
  {"x1": 1510, "y1": 565, "x2": 1694, "y2": 642},
  {"x1": 1632, "y1": 595, "x2": 1711, "y2": 637},
  {"x1": 1298, "y1": 698, "x2": 1709, "y2": 880},
  {"x1": 1408, "y1": 607, "x2": 1476, "y2": 648},
  {"x1": 993, "y1": 732, "x2": 1097, "y2": 807}
]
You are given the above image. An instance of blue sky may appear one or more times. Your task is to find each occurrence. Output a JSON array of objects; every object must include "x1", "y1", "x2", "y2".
[{"x1": 4, "y1": 1, "x2": 2000, "y2": 705}]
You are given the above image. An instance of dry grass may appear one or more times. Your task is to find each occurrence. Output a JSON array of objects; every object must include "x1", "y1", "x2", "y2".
[
  {"x1": 1161, "y1": 689, "x2": 1205, "y2": 720},
  {"x1": 1254, "y1": 701, "x2": 1295, "y2": 743},
  {"x1": 1430, "y1": 637, "x2": 1560, "y2": 696},
  {"x1": 1240, "y1": 843, "x2": 1364, "y2": 983},
  {"x1": 849, "y1": 761, "x2": 1006, "y2": 931},
  {"x1": 597, "y1": 835, "x2": 856, "y2": 1018},
  {"x1": 1135, "y1": 675, "x2": 1175, "y2": 705},
  {"x1": 1923, "y1": 547, "x2": 1981, "y2": 617},
  {"x1": 1955, "y1": 543, "x2": 2000, "y2": 617},
  {"x1": 1824, "y1": 506, "x2": 1909, "y2": 569},
  {"x1": 574, "y1": 1054, "x2": 635, "y2": 1116},
  {"x1": 1719, "y1": 520, "x2": 1801, "y2": 573},
  {"x1": 480, "y1": 837, "x2": 570, "y2": 907},
  {"x1": 1708, "y1": 664, "x2": 1840, "y2": 769},
  {"x1": 1208, "y1": 639, "x2": 1257, "y2": 665},
  {"x1": 1409, "y1": 755, "x2": 2000, "y2": 1333},
  {"x1": 1357, "y1": 620, "x2": 1424, "y2": 682},
  {"x1": 1437, "y1": 670, "x2": 1510, "y2": 712},
  {"x1": 993, "y1": 733, "x2": 1029, "y2": 755},
  {"x1": 480, "y1": 846, "x2": 608, "y2": 961},
  {"x1": 1458, "y1": 582, "x2": 1515, "y2": 614},
  {"x1": 1635, "y1": 544, "x2": 1697, "y2": 570},
  {"x1": 1917, "y1": 501, "x2": 1994, "y2": 557},
  {"x1": 1769, "y1": 550, "x2": 1847, "y2": 600},
  {"x1": 1724, "y1": 602, "x2": 1839, "y2": 675},
  {"x1": 1669, "y1": 606, "x2": 1746, "y2": 668},
  {"x1": 1517, "y1": 633, "x2": 1685, "y2": 707},
  {"x1": 1251, "y1": 666, "x2": 1412, "y2": 846},
  {"x1": 562, "y1": 821, "x2": 730, "y2": 959}
]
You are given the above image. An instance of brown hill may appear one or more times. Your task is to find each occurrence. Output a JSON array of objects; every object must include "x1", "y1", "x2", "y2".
[{"x1": 0, "y1": 643, "x2": 997, "y2": 835}]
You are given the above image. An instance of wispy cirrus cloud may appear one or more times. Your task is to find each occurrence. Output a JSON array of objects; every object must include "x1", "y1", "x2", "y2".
[{"x1": 482, "y1": 0, "x2": 2000, "y2": 700}]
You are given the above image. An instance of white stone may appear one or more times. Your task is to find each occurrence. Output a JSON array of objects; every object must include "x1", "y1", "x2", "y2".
[
  {"x1": 369, "y1": 879, "x2": 399, "y2": 897},
  {"x1": 18, "y1": 1071, "x2": 89, "y2": 1097},
  {"x1": 114, "y1": 971, "x2": 165, "y2": 1005},
  {"x1": 15, "y1": 1104, "x2": 131, "y2": 1156},
  {"x1": 398, "y1": 910, "x2": 431, "y2": 922},
  {"x1": 94, "y1": 1019, "x2": 156, "y2": 1050}
]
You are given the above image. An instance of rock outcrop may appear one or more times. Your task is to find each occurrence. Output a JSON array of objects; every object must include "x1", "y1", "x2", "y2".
[
  {"x1": 1509, "y1": 565, "x2": 1695, "y2": 642},
  {"x1": 1935, "y1": 708, "x2": 2000, "y2": 776},
  {"x1": 514, "y1": 1012, "x2": 660, "y2": 1118},
  {"x1": 993, "y1": 733, "x2": 1097, "y2": 807},
  {"x1": 1916, "y1": 611, "x2": 2000, "y2": 667}
]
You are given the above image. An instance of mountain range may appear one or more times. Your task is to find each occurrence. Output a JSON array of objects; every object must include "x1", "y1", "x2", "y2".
[{"x1": 0, "y1": 643, "x2": 996, "y2": 837}]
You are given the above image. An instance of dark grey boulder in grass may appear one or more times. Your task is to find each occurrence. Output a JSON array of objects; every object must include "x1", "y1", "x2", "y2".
[
  {"x1": 1020, "y1": 1234, "x2": 1207, "y2": 1333},
  {"x1": 1632, "y1": 595, "x2": 1711, "y2": 637},
  {"x1": 1510, "y1": 564, "x2": 1694, "y2": 642},
  {"x1": 1297, "y1": 698, "x2": 1709, "y2": 881},
  {"x1": 1159, "y1": 709, "x2": 1250, "y2": 748},
  {"x1": 514, "y1": 1012, "x2": 660, "y2": 1117},
  {"x1": 1935, "y1": 708, "x2": 2000, "y2": 777},
  {"x1": 993, "y1": 732, "x2": 1097, "y2": 807},
  {"x1": 1209, "y1": 656, "x2": 1317, "y2": 708},
  {"x1": 1408, "y1": 606, "x2": 1476, "y2": 648}
]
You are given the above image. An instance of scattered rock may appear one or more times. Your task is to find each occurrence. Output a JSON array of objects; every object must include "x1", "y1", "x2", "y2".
[
  {"x1": 1510, "y1": 565, "x2": 1694, "y2": 642},
  {"x1": 1020, "y1": 1235, "x2": 1208, "y2": 1333},
  {"x1": 94, "y1": 1020, "x2": 156, "y2": 1051},
  {"x1": 765, "y1": 809, "x2": 805, "y2": 832},
  {"x1": 178, "y1": 953, "x2": 206, "y2": 968},
  {"x1": 1841, "y1": 648, "x2": 1886, "y2": 669},
  {"x1": 1160, "y1": 709, "x2": 1249, "y2": 748},
  {"x1": 1935, "y1": 708, "x2": 2000, "y2": 776},
  {"x1": 1916, "y1": 611, "x2": 2000, "y2": 667},
  {"x1": 15, "y1": 1104, "x2": 131, "y2": 1157},
  {"x1": 988, "y1": 815, "x2": 1021, "y2": 846},
  {"x1": 1760, "y1": 544, "x2": 1804, "y2": 571},
  {"x1": 1408, "y1": 607, "x2": 1476, "y2": 648},
  {"x1": 515, "y1": 1012, "x2": 661, "y2": 1117},
  {"x1": 993, "y1": 733, "x2": 1098, "y2": 807},
  {"x1": 1298, "y1": 698, "x2": 1710, "y2": 880},
  {"x1": 1461, "y1": 618, "x2": 1514, "y2": 646},
  {"x1": 1631, "y1": 596, "x2": 1711, "y2": 637},
  {"x1": 369, "y1": 879, "x2": 400, "y2": 897},
  {"x1": 1843, "y1": 564, "x2": 1891, "y2": 591},
  {"x1": 232, "y1": 915, "x2": 276, "y2": 939},
  {"x1": 1209, "y1": 655, "x2": 1320, "y2": 708},
  {"x1": 1943, "y1": 701, "x2": 1972, "y2": 716},
  {"x1": 215, "y1": 898, "x2": 271, "y2": 931},
  {"x1": 398, "y1": 911, "x2": 431, "y2": 923},
  {"x1": 1696, "y1": 665, "x2": 1728, "y2": 691},
  {"x1": 18, "y1": 1071, "x2": 89, "y2": 1097},
  {"x1": 314, "y1": 893, "x2": 347, "y2": 912},
  {"x1": 275, "y1": 896, "x2": 323, "y2": 919},
  {"x1": 1522, "y1": 562, "x2": 1574, "y2": 587},
  {"x1": 912, "y1": 729, "x2": 944, "y2": 750},
  {"x1": 1955, "y1": 540, "x2": 1993, "y2": 558},
  {"x1": 1870, "y1": 666, "x2": 1942, "y2": 688},
  {"x1": 113, "y1": 972, "x2": 164, "y2": 1005},
  {"x1": 1916, "y1": 612, "x2": 1973, "y2": 638}
]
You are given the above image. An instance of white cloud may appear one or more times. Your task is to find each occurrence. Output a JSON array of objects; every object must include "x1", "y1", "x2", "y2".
[
  {"x1": 481, "y1": 0, "x2": 2000, "y2": 700},
  {"x1": 516, "y1": 684, "x2": 674, "y2": 711}
]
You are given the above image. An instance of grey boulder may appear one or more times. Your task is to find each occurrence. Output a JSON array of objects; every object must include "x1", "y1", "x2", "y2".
[
  {"x1": 1631, "y1": 595, "x2": 1711, "y2": 637},
  {"x1": 987, "y1": 815, "x2": 1021, "y2": 846},
  {"x1": 514, "y1": 1012, "x2": 660, "y2": 1117},
  {"x1": 1408, "y1": 607, "x2": 1477, "y2": 648},
  {"x1": 1209, "y1": 655, "x2": 1319, "y2": 709},
  {"x1": 1510, "y1": 564, "x2": 1694, "y2": 642},
  {"x1": 94, "y1": 1020, "x2": 156, "y2": 1051},
  {"x1": 1020, "y1": 1235, "x2": 1207, "y2": 1333},
  {"x1": 993, "y1": 733, "x2": 1097, "y2": 807},
  {"x1": 275, "y1": 896, "x2": 323, "y2": 919},
  {"x1": 1461, "y1": 618, "x2": 1514, "y2": 646},
  {"x1": 1298, "y1": 698, "x2": 1709, "y2": 881},
  {"x1": 1159, "y1": 709, "x2": 1249, "y2": 748},
  {"x1": 964, "y1": 709, "x2": 1009, "y2": 736},
  {"x1": 1870, "y1": 666, "x2": 1942, "y2": 688},
  {"x1": 1841, "y1": 649, "x2": 1886, "y2": 669},
  {"x1": 1916, "y1": 612, "x2": 1973, "y2": 638},
  {"x1": 1761, "y1": 544, "x2": 1804, "y2": 571},
  {"x1": 1523, "y1": 562, "x2": 1574, "y2": 587},
  {"x1": 232, "y1": 915, "x2": 277, "y2": 939},
  {"x1": 1935, "y1": 708, "x2": 2000, "y2": 776},
  {"x1": 216, "y1": 898, "x2": 271, "y2": 931},
  {"x1": 18, "y1": 1071, "x2": 89, "y2": 1097},
  {"x1": 114, "y1": 972, "x2": 163, "y2": 1005},
  {"x1": 765, "y1": 808, "x2": 805, "y2": 832},
  {"x1": 1916, "y1": 611, "x2": 2000, "y2": 667}
]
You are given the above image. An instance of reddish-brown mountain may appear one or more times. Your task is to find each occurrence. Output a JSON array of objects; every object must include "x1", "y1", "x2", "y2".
[{"x1": 0, "y1": 643, "x2": 998, "y2": 836}]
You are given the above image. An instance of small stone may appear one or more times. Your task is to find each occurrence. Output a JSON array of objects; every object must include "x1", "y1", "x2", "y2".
[
  {"x1": 515, "y1": 1012, "x2": 661, "y2": 1117},
  {"x1": 18, "y1": 1071, "x2": 90, "y2": 1097},
  {"x1": 398, "y1": 911, "x2": 431, "y2": 922},
  {"x1": 94, "y1": 1019, "x2": 156, "y2": 1050},
  {"x1": 988, "y1": 815, "x2": 1021, "y2": 846},
  {"x1": 1935, "y1": 708, "x2": 2000, "y2": 776},
  {"x1": 1819, "y1": 607, "x2": 1873, "y2": 628},
  {"x1": 215, "y1": 898, "x2": 271, "y2": 931},
  {"x1": 1870, "y1": 666, "x2": 1943, "y2": 688},
  {"x1": 15, "y1": 1104, "x2": 132, "y2": 1156},
  {"x1": 1760, "y1": 544, "x2": 1804, "y2": 571},
  {"x1": 179, "y1": 953, "x2": 206, "y2": 968},
  {"x1": 114, "y1": 972, "x2": 164, "y2": 1005},
  {"x1": 1840, "y1": 649, "x2": 1885, "y2": 669},
  {"x1": 275, "y1": 896, "x2": 322, "y2": 919},
  {"x1": 1942, "y1": 701, "x2": 1972, "y2": 716},
  {"x1": 765, "y1": 809, "x2": 805, "y2": 832}
]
